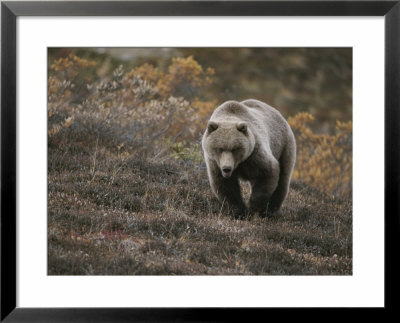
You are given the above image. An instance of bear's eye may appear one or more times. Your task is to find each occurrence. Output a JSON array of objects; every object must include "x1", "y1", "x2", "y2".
[{"x1": 217, "y1": 148, "x2": 223, "y2": 154}]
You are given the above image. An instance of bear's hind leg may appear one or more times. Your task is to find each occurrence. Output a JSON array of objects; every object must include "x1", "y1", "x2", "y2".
[
  {"x1": 248, "y1": 174, "x2": 279, "y2": 218},
  {"x1": 268, "y1": 142, "x2": 296, "y2": 217}
]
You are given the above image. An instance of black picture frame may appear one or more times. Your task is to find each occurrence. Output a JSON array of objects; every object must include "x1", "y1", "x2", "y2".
[{"x1": 1, "y1": 1, "x2": 399, "y2": 321}]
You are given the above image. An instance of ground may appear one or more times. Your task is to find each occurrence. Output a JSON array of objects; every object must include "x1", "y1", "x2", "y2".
[{"x1": 48, "y1": 153, "x2": 352, "y2": 275}]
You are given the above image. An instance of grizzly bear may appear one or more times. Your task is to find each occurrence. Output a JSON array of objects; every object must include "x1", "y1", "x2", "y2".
[{"x1": 201, "y1": 99, "x2": 296, "y2": 218}]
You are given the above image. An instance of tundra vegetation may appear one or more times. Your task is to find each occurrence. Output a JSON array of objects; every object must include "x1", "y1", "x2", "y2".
[{"x1": 48, "y1": 48, "x2": 352, "y2": 275}]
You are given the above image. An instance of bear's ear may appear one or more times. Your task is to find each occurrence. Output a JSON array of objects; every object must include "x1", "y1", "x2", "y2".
[
  {"x1": 236, "y1": 122, "x2": 247, "y2": 133},
  {"x1": 207, "y1": 121, "x2": 218, "y2": 133}
]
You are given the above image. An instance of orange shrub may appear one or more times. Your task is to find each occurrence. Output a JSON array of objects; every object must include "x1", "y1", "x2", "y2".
[
  {"x1": 288, "y1": 112, "x2": 352, "y2": 197},
  {"x1": 126, "y1": 56, "x2": 216, "y2": 140},
  {"x1": 48, "y1": 55, "x2": 216, "y2": 153}
]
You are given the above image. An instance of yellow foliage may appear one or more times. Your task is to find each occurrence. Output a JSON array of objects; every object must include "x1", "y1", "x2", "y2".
[
  {"x1": 288, "y1": 112, "x2": 352, "y2": 197},
  {"x1": 50, "y1": 54, "x2": 97, "y2": 71},
  {"x1": 124, "y1": 56, "x2": 216, "y2": 139},
  {"x1": 129, "y1": 56, "x2": 215, "y2": 99},
  {"x1": 159, "y1": 56, "x2": 214, "y2": 96},
  {"x1": 129, "y1": 63, "x2": 161, "y2": 84},
  {"x1": 192, "y1": 98, "x2": 218, "y2": 118}
]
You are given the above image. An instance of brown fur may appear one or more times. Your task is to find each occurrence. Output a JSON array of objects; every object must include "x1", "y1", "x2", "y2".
[{"x1": 202, "y1": 99, "x2": 296, "y2": 218}]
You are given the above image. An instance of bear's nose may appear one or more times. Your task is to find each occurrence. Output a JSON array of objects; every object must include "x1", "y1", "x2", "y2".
[{"x1": 222, "y1": 167, "x2": 232, "y2": 174}]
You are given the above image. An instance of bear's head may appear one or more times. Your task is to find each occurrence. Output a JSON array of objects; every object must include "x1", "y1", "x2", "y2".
[{"x1": 203, "y1": 120, "x2": 255, "y2": 178}]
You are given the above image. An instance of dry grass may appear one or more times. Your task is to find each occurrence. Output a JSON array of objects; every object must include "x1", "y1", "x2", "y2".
[{"x1": 48, "y1": 150, "x2": 352, "y2": 275}]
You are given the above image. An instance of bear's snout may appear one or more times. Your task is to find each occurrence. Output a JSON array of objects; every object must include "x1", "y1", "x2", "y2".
[
  {"x1": 219, "y1": 151, "x2": 235, "y2": 178},
  {"x1": 222, "y1": 166, "x2": 232, "y2": 178}
]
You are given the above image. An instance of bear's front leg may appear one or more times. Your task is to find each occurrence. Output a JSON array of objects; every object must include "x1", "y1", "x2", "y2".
[
  {"x1": 210, "y1": 173, "x2": 247, "y2": 219},
  {"x1": 248, "y1": 174, "x2": 279, "y2": 218}
]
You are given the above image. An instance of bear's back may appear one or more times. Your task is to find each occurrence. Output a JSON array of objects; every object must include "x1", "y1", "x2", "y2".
[
  {"x1": 211, "y1": 100, "x2": 251, "y2": 122},
  {"x1": 211, "y1": 100, "x2": 284, "y2": 124},
  {"x1": 241, "y1": 99, "x2": 284, "y2": 123},
  {"x1": 240, "y1": 99, "x2": 293, "y2": 159}
]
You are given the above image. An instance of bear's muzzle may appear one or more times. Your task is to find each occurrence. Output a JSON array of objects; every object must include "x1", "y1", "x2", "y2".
[
  {"x1": 221, "y1": 166, "x2": 233, "y2": 178},
  {"x1": 220, "y1": 151, "x2": 235, "y2": 178}
]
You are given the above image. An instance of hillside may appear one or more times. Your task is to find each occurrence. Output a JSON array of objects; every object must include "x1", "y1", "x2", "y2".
[
  {"x1": 48, "y1": 154, "x2": 352, "y2": 275},
  {"x1": 48, "y1": 50, "x2": 352, "y2": 275}
]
